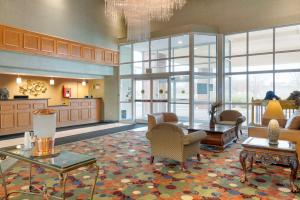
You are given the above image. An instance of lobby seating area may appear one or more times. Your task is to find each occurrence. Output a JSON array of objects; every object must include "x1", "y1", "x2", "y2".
[{"x1": 1, "y1": 0, "x2": 300, "y2": 199}]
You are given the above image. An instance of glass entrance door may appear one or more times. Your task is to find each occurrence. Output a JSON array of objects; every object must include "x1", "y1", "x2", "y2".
[{"x1": 134, "y1": 78, "x2": 169, "y2": 122}]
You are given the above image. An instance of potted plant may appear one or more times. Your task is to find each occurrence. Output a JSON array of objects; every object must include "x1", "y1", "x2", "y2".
[{"x1": 209, "y1": 101, "x2": 222, "y2": 129}]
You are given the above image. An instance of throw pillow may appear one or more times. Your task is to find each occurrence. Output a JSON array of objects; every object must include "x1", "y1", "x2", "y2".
[{"x1": 285, "y1": 111, "x2": 300, "y2": 130}]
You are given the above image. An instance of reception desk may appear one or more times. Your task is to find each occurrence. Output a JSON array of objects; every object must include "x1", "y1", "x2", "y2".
[{"x1": 0, "y1": 98, "x2": 103, "y2": 136}]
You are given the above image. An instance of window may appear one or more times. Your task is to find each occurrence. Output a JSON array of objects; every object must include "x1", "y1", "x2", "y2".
[
  {"x1": 224, "y1": 24, "x2": 300, "y2": 125},
  {"x1": 119, "y1": 33, "x2": 217, "y2": 125}
]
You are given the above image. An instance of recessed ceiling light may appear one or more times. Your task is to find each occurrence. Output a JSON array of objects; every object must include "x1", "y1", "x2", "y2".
[{"x1": 82, "y1": 80, "x2": 87, "y2": 86}]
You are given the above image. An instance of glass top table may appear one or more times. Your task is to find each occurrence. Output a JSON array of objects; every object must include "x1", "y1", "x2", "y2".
[
  {"x1": 0, "y1": 147, "x2": 97, "y2": 173},
  {"x1": 0, "y1": 146, "x2": 99, "y2": 199}
]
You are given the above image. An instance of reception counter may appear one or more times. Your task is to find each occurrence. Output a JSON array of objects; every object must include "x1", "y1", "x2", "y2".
[{"x1": 0, "y1": 98, "x2": 103, "y2": 136}]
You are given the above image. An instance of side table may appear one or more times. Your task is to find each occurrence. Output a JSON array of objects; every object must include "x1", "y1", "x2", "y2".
[{"x1": 240, "y1": 137, "x2": 299, "y2": 193}]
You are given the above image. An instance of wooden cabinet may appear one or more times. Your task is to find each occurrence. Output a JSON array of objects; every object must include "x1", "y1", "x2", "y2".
[
  {"x1": 0, "y1": 98, "x2": 103, "y2": 136},
  {"x1": 56, "y1": 40, "x2": 69, "y2": 57},
  {"x1": 0, "y1": 26, "x2": 3, "y2": 47},
  {"x1": 0, "y1": 24, "x2": 119, "y2": 67},
  {"x1": 3, "y1": 27, "x2": 23, "y2": 50},
  {"x1": 41, "y1": 36, "x2": 56, "y2": 55},
  {"x1": 23, "y1": 32, "x2": 40, "y2": 52}
]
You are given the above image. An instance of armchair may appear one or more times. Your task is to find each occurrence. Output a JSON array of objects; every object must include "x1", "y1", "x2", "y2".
[
  {"x1": 216, "y1": 110, "x2": 246, "y2": 138},
  {"x1": 146, "y1": 123, "x2": 207, "y2": 169},
  {"x1": 148, "y1": 112, "x2": 179, "y2": 130}
]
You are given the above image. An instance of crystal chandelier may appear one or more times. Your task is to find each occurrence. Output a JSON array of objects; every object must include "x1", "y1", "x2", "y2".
[{"x1": 105, "y1": 0, "x2": 187, "y2": 41}]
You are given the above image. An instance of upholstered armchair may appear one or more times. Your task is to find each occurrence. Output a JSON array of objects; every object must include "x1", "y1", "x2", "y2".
[
  {"x1": 146, "y1": 123, "x2": 207, "y2": 169},
  {"x1": 216, "y1": 110, "x2": 246, "y2": 138},
  {"x1": 148, "y1": 112, "x2": 179, "y2": 130}
]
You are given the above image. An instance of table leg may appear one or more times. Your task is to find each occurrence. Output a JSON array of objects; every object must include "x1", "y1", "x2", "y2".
[
  {"x1": 289, "y1": 157, "x2": 299, "y2": 193},
  {"x1": 0, "y1": 162, "x2": 8, "y2": 200},
  {"x1": 239, "y1": 150, "x2": 248, "y2": 183},
  {"x1": 29, "y1": 163, "x2": 33, "y2": 192},
  {"x1": 247, "y1": 155, "x2": 253, "y2": 172},
  {"x1": 90, "y1": 164, "x2": 99, "y2": 200},
  {"x1": 60, "y1": 173, "x2": 68, "y2": 200}
]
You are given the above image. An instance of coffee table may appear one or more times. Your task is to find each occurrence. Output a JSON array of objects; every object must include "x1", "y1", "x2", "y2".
[
  {"x1": 240, "y1": 137, "x2": 299, "y2": 192},
  {"x1": 0, "y1": 147, "x2": 99, "y2": 200},
  {"x1": 188, "y1": 124, "x2": 237, "y2": 150}
]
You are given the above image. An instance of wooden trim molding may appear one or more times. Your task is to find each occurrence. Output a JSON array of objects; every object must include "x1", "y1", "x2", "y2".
[{"x1": 0, "y1": 24, "x2": 119, "y2": 66}]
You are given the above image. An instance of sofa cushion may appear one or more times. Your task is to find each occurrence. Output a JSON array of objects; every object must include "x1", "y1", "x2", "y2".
[{"x1": 285, "y1": 111, "x2": 300, "y2": 130}]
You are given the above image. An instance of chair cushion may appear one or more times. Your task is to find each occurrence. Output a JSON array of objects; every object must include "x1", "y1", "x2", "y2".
[
  {"x1": 183, "y1": 131, "x2": 207, "y2": 145},
  {"x1": 217, "y1": 121, "x2": 236, "y2": 126},
  {"x1": 285, "y1": 111, "x2": 300, "y2": 130}
]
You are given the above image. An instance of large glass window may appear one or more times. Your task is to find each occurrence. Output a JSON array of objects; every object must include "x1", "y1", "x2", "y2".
[
  {"x1": 225, "y1": 25, "x2": 300, "y2": 125},
  {"x1": 119, "y1": 33, "x2": 217, "y2": 125}
]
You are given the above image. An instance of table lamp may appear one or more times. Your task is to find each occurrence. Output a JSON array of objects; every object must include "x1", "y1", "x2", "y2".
[{"x1": 262, "y1": 100, "x2": 286, "y2": 127}]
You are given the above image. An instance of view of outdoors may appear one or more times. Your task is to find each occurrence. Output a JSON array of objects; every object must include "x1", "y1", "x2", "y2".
[
  {"x1": 119, "y1": 33, "x2": 217, "y2": 125},
  {"x1": 225, "y1": 24, "x2": 300, "y2": 124}
]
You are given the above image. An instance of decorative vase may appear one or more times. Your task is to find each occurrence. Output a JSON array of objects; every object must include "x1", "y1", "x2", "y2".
[
  {"x1": 209, "y1": 115, "x2": 216, "y2": 129},
  {"x1": 268, "y1": 119, "x2": 280, "y2": 145}
]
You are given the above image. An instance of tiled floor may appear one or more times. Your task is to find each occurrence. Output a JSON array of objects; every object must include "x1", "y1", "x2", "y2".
[{"x1": 1, "y1": 128, "x2": 300, "y2": 200}]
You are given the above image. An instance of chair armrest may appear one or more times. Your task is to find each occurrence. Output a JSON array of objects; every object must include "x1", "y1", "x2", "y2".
[
  {"x1": 183, "y1": 131, "x2": 207, "y2": 145},
  {"x1": 236, "y1": 116, "x2": 246, "y2": 125}
]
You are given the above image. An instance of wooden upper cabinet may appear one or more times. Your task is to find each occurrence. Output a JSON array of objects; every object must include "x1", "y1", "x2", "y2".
[
  {"x1": 3, "y1": 27, "x2": 23, "y2": 50},
  {"x1": 95, "y1": 48, "x2": 105, "y2": 63},
  {"x1": 82, "y1": 46, "x2": 94, "y2": 60},
  {"x1": 70, "y1": 43, "x2": 81, "y2": 58},
  {"x1": 57, "y1": 40, "x2": 69, "y2": 57},
  {"x1": 0, "y1": 26, "x2": 3, "y2": 47},
  {"x1": 105, "y1": 50, "x2": 113, "y2": 64},
  {"x1": 0, "y1": 24, "x2": 118, "y2": 66},
  {"x1": 113, "y1": 52, "x2": 119, "y2": 65},
  {"x1": 23, "y1": 32, "x2": 40, "y2": 52},
  {"x1": 41, "y1": 36, "x2": 56, "y2": 54}
]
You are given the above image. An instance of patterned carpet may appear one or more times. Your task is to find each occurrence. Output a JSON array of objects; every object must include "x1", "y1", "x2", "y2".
[{"x1": 1, "y1": 130, "x2": 300, "y2": 200}]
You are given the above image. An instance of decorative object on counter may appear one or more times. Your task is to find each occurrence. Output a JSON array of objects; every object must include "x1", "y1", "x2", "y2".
[
  {"x1": 19, "y1": 80, "x2": 47, "y2": 97},
  {"x1": 262, "y1": 100, "x2": 286, "y2": 127},
  {"x1": 209, "y1": 101, "x2": 222, "y2": 128},
  {"x1": 267, "y1": 119, "x2": 280, "y2": 145},
  {"x1": 287, "y1": 91, "x2": 300, "y2": 107},
  {"x1": 0, "y1": 88, "x2": 9, "y2": 100},
  {"x1": 32, "y1": 109, "x2": 56, "y2": 157},
  {"x1": 62, "y1": 86, "x2": 71, "y2": 98}
]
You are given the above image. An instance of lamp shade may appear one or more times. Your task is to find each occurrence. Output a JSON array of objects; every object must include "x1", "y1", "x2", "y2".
[
  {"x1": 263, "y1": 100, "x2": 285, "y2": 119},
  {"x1": 262, "y1": 100, "x2": 286, "y2": 127}
]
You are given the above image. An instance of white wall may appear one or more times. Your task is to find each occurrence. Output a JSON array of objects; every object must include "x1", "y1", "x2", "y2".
[{"x1": 151, "y1": 0, "x2": 300, "y2": 35}]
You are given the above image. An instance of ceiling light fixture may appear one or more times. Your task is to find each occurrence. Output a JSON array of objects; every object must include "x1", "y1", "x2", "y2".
[
  {"x1": 82, "y1": 80, "x2": 87, "y2": 86},
  {"x1": 105, "y1": 0, "x2": 187, "y2": 41}
]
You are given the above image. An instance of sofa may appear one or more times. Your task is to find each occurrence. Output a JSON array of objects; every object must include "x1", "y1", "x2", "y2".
[
  {"x1": 146, "y1": 123, "x2": 207, "y2": 169},
  {"x1": 248, "y1": 110, "x2": 300, "y2": 159}
]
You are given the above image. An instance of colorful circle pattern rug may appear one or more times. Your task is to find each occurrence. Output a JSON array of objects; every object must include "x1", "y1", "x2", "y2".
[{"x1": 1, "y1": 130, "x2": 300, "y2": 200}]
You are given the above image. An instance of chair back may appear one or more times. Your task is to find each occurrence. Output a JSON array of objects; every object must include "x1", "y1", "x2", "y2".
[
  {"x1": 147, "y1": 123, "x2": 184, "y2": 155},
  {"x1": 219, "y1": 110, "x2": 242, "y2": 122}
]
